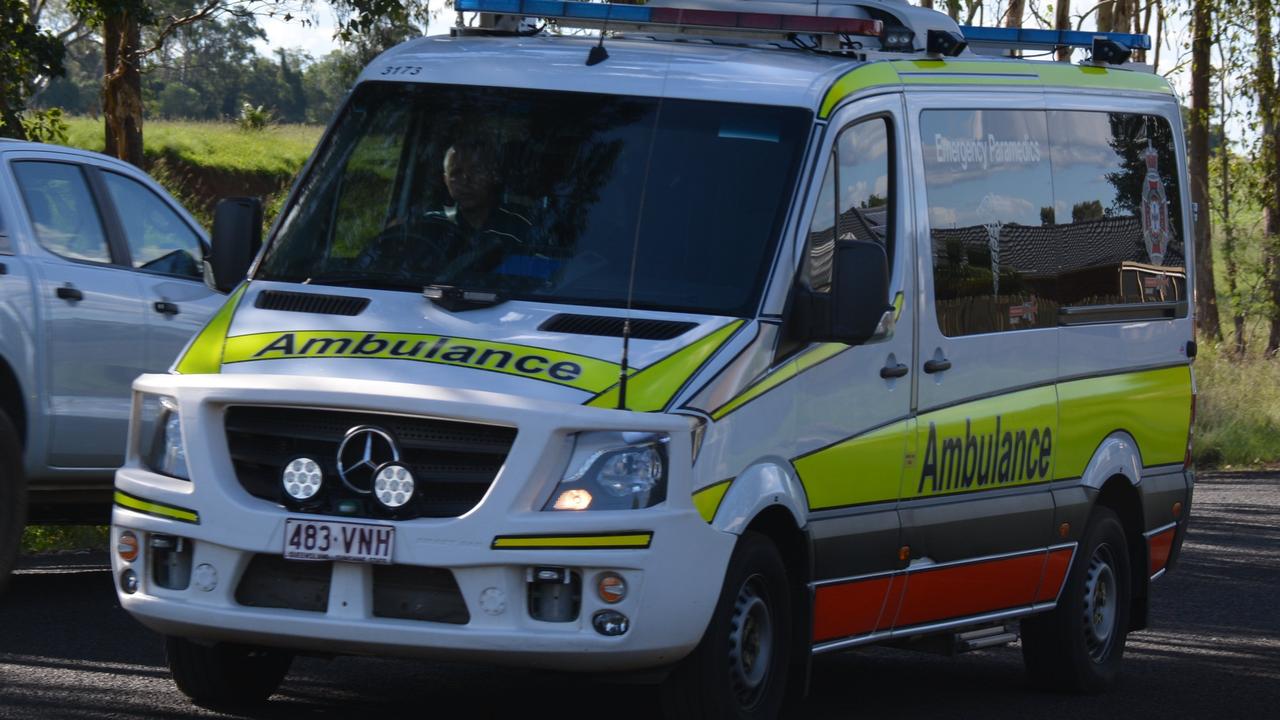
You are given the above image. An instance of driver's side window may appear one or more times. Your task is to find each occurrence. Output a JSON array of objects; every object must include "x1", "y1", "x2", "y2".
[
  {"x1": 803, "y1": 117, "x2": 893, "y2": 292},
  {"x1": 101, "y1": 172, "x2": 203, "y2": 279}
]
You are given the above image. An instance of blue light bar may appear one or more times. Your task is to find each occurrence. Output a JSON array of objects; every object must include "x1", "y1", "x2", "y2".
[
  {"x1": 960, "y1": 26, "x2": 1152, "y2": 51},
  {"x1": 457, "y1": 0, "x2": 653, "y2": 23}
]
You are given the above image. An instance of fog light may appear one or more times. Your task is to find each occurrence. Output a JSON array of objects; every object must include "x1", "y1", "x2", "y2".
[
  {"x1": 373, "y1": 463, "x2": 415, "y2": 509},
  {"x1": 553, "y1": 488, "x2": 592, "y2": 511},
  {"x1": 282, "y1": 457, "x2": 323, "y2": 501},
  {"x1": 117, "y1": 531, "x2": 139, "y2": 563},
  {"x1": 120, "y1": 569, "x2": 139, "y2": 594},
  {"x1": 592, "y1": 610, "x2": 629, "y2": 636},
  {"x1": 192, "y1": 563, "x2": 218, "y2": 592},
  {"x1": 597, "y1": 572, "x2": 627, "y2": 604}
]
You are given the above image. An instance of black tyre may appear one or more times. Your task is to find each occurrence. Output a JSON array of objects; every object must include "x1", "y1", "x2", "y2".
[
  {"x1": 0, "y1": 411, "x2": 26, "y2": 597},
  {"x1": 165, "y1": 636, "x2": 293, "y2": 708},
  {"x1": 1021, "y1": 506, "x2": 1132, "y2": 693},
  {"x1": 662, "y1": 531, "x2": 792, "y2": 720}
]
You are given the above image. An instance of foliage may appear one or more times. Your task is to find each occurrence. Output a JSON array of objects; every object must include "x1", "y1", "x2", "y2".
[
  {"x1": 21, "y1": 525, "x2": 109, "y2": 554},
  {"x1": 0, "y1": 0, "x2": 65, "y2": 138},
  {"x1": 1193, "y1": 340, "x2": 1280, "y2": 467},
  {"x1": 21, "y1": 107, "x2": 70, "y2": 143},
  {"x1": 238, "y1": 101, "x2": 273, "y2": 130}
]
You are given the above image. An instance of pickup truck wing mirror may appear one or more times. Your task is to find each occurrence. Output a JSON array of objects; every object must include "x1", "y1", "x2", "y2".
[
  {"x1": 792, "y1": 239, "x2": 893, "y2": 347},
  {"x1": 210, "y1": 197, "x2": 263, "y2": 293}
]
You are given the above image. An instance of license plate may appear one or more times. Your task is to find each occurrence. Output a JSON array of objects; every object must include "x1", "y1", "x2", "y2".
[{"x1": 284, "y1": 518, "x2": 394, "y2": 564}]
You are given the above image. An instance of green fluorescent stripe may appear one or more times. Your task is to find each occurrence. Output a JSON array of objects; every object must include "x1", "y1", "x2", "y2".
[
  {"x1": 113, "y1": 491, "x2": 200, "y2": 524},
  {"x1": 173, "y1": 284, "x2": 247, "y2": 374},
  {"x1": 223, "y1": 330, "x2": 623, "y2": 393},
  {"x1": 693, "y1": 480, "x2": 732, "y2": 523},
  {"x1": 796, "y1": 421, "x2": 908, "y2": 510},
  {"x1": 491, "y1": 533, "x2": 652, "y2": 549},
  {"x1": 711, "y1": 342, "x2": 846, "y2": 420},
  {"x1": 1057, "y1": 365, "x2": 1191, "y2": 476},
  {"x1": 588, "y1": 320, "x2": 744, "y2": 412},
  {"x1": 820, "y1": 59, "x2": 1173, "y2": 119}
]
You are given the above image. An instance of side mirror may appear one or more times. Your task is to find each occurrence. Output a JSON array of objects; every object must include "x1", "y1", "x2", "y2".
[
  {"x1": 794, "y1": 240, "x2": 893, "y2": 346},
  {"x1": 210, "y1": 197, "x2": 263, "y2": 293}
]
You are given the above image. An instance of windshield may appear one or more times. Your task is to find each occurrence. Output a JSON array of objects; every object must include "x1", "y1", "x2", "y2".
[{"x1": 257, "y1": 82, "x2": 811, "y2": 316}]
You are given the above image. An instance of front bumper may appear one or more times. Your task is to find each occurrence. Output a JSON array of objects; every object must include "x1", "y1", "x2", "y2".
[{"x1": 111, "y1": 373, "x2": 735, "y2": 671}]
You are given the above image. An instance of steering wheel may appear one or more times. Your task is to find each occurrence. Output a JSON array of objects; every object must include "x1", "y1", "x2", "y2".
[{"x1": 362, "y1": 216, "x2": 460, "y2": 275}]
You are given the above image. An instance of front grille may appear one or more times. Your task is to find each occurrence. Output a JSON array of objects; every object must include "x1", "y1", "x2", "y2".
[
  {"x1": 235, "y1": 555, "x2": 332, "y2": 612},
  {"x1": 224, "y1": 406, "x2": 517, "y2": 520},
  {"x1": 372, "y1": 565, "x2": 470, "y2": 624}
]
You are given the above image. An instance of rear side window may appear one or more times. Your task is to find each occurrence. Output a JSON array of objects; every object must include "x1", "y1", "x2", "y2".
[
  {"x1": 12, "y1": 161, "x2": 111, "y2": 263},
  {"x1": 922, "y1": 109, "x2": 1186, "y2": 337},
  {"x1": 101, "y1": 172, "x2": 204, "y2": 279},
  {"x1": 921, "y1": 109, "x2": 1056, "y2": 336},
  {"x1": 1048, "y1": 111, "x2": 1185, "y2": 306}
]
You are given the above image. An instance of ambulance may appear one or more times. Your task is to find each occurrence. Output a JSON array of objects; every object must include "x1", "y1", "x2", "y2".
[{"x1": 110, "y1": 1, "x2": 1196, "y2": 716}]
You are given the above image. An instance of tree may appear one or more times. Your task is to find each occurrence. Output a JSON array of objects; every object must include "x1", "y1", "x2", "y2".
[
  {"x1": 1189, "y1": 0, "x2": 1223, "y2": 342},
  {"x1": 0, "y1": 0, "x2": 64, "y2": 137},
  {"x1": 1251, "y1": 0, "x2": 1280, "y2": 353}
]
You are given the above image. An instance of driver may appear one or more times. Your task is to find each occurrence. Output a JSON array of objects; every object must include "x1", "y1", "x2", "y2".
[{"x1": 426, "y1": 137, "x2": 532, "y2": 281}]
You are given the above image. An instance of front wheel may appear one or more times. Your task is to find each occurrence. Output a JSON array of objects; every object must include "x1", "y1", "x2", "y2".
[
  {"x1": 165, "y1": 636, "x2": 293, "y2": 708},
  {"x1": 0, "y1": 411, "x2": 26, "y2": 596},
  {"x1": 1021, "y1": 506, "x2": 1132, "y2": 693},
  {"x1": 662, "y1": 531, "x2": 792, "y2": 719}
]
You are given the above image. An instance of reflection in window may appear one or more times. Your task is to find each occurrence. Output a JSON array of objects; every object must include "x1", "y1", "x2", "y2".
[
  {"x1": 1048, "y1": 111, "x2": 1185, "y2": 307},
  {"x1": 13, "y1": 162, "x2": 111, "y2": 263},
  {"x1": 806, "y1": 118, "x2": 892, "y2": 293},
  {"x1": 102, "y1": 173, "x2": 204, "y2": 278},
  {"x1": 921, "y1": 109, "x2": 1057, "y2": 336}
]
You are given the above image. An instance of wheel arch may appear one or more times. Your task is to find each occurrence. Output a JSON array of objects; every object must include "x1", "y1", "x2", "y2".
[
  {"x1": 0, "y1": 353, "x2": 26, "y2": 451},
  {"x1": 1092, "y1": 473, "x2": 1149, "y2": 633}
]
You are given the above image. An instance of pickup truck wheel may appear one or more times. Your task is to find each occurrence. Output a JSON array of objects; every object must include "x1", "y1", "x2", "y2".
[
  {"x1": 661, "y1": 531, "x2": 792, "y2": 719},
  {"x1": 165, "y1": 636, "x2": 293, "y2": 708},
  {"x1": 1021, "y1": 506, "x2": 1131, "y2": 693},
  {"x1": 0, "y1": 411, "x2": 26, "y2": 596}
]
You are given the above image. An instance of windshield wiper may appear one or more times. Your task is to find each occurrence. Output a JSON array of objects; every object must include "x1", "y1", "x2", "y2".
[{"x1": 423, "y1": 284, "x2": 506, "y2": 312}]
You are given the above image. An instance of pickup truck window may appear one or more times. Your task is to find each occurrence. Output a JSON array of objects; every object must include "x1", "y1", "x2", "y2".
[
  {"x1": 101, "y1": 171, "x2": 203, "y2": 279},
  {"x1": 0, "y1": 201, "x2": 10, "y2": 254},
  {"x1": 12, "y1": 161, "x2": 111, "y2": 264}
]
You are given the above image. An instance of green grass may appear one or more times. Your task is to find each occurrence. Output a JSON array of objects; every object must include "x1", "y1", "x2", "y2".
[
  {"x1": 21, "y1": 525, "x2": 109, "y2": 554},
  {"x1": 63, "y1": 117, "x2": 321, "y2": 179},
  {"x1": 1193, "y1": 342, "x2": 1280, "y2": 468}
]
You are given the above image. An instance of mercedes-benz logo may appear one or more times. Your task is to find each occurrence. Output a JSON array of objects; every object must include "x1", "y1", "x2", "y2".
[{"x1": 336, "y1": 425, "x2": 401, "y2": 494}]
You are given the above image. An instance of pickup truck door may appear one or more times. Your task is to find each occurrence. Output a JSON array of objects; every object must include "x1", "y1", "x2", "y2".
[
  {"x1": 94, "y1": 169, "x2": 222, "y2": 369},
  {"x1": 8, "y1": 158, "x2": 147, "y2": 469}
]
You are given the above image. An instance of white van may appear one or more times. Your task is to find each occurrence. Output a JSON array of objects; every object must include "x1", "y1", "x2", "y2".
[{"x1": 110, "y1": 1, "x2": 1196, "y2": 716}]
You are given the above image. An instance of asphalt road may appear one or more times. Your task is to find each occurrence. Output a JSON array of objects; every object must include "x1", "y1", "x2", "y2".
[{"x1": 1, "y1": 471, "x2": 1277, "y2": 719}]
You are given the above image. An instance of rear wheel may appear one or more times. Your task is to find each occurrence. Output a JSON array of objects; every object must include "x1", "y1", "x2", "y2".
[
  {"x1": 0, "y1": 411, "x2": 26, "y2": 596},
  {"x1": 1021, "y1": 506, "x2": 1132, "y2": 693},
  {"x1": 165, "y1": 636, "x2": 293, "y2": 708},
  {"x1": 661, "y1": 531, "x2": 792, "y2": 719}
]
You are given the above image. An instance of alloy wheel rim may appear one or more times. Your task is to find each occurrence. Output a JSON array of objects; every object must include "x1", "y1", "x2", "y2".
[{"x1": 727, "y1": 574, "x2": 774, "y2": 707}]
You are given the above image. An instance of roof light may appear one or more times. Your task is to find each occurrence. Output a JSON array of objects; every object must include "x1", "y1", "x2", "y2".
[
  {"x1": 960, "y1": 25, "x2": 1151, "y2": 52},
  {"x1": 1091, "y1": 36, "x2": 1133, "y2": 65},
  {"x1": 927, "y1": 29, "x2": 967, "y2": 57}
]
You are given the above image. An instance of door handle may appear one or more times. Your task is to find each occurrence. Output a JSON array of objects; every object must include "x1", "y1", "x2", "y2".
[
  {"x1": 153, "y1": 301, "x2": 180, "y2": 316},
  {"x1": 56, "y1": 285, "x2": 83, "y2": 302},
  {"x1": 923, "y1": 358, "x2": 952, "y2": 374},
  {"x1": 879, "y1": 362, "x2": 909, "y2": 379}
]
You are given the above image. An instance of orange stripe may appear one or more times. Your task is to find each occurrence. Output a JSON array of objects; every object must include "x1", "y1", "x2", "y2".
[
  {"x1": 895, "y1": 553, "x2": 1044, "y2": 628},
  {"x1": 813, "y1": 576, "x2": 891, "y2": 642},
  {"x1": 1035, "y1": 547, "x2": 1074, "y2": 603},
  {"x1": 1148, "y1": 527, "x2": 1176, "y2": 575}
]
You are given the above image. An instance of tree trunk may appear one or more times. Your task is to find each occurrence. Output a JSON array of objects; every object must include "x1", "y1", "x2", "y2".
[
  {"x1": 1219, "y1": 71, "x2": 1245, "y2": 356},
  {"x1": 1254, "y1": 0, "x2": 1280, "y2": 353},
  {"x1": 1113, "y1": 0, "x2": 1134, "y2": 33},
  {"x1": 921, "y1": 0, "x2": 934, "y2": 10},
  {"x1": 1098, "y1": 1, "x2": 1115, "y2": 33},
  {"x1": 101, "y1": 11, "x2": 143, "y2": 167},
  {"x1": 1056, "y1": 0, "x2": 1071, "y2": 61},
  {"x1": 1005, "y1": 0, "x2": 1026, "y2": 27},
  {"x1": 947, "y1": 0, "x2": 960, "y2": 21},
  {"x1": 1190, "y1": 0, "x2": 1223, "y2": 343}
]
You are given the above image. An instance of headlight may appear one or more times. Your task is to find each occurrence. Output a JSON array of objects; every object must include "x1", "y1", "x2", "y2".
[
  {"x1": 544, "y1": 432, "x2": 668, "y2": 511},
  {"x1": 139, "y1": 395, "x2": 189, "y2": 480}
]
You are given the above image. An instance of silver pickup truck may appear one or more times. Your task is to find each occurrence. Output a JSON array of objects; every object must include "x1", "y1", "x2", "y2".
[{"x1": 0, "y1": 139, "x2": 225, "y2": 590}]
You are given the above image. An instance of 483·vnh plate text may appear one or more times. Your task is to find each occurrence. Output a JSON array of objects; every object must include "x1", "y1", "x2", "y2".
[{"x1": 284, "y1": 519, "x2": 395, "y2": 563}]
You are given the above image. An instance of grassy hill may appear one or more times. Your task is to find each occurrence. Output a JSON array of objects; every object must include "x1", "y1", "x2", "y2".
[{"x1": 63, "y1": 117, "x2": 323, "y2": 227}]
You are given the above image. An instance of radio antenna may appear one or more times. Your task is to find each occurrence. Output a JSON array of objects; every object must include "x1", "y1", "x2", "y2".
[
  {"x1": 586, "y1": 2, "x2": 613, "y2": 65},
  {"x1": 617, "y1": 41, "x2": 675, "y2": 410}
]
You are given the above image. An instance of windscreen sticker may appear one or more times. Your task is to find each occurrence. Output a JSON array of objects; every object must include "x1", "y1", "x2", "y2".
[{"x1": 221, "y1": 331, "x2": 626, "y2": 392}]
